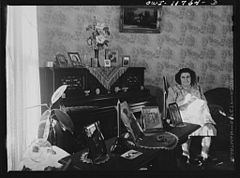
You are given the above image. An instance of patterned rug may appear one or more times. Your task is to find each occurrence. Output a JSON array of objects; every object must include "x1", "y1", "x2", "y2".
[{"x1": 87, "y1": 67, "x2": 128, "y2": 90}]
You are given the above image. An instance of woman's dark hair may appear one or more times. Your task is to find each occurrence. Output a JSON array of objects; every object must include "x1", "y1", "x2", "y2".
[{"x1": 175, "y1": 68, "x2": 197, "y2": 86}]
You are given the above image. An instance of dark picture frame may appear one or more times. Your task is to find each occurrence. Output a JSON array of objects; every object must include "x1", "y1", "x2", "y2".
[
  {"x1": 105, "y1": 49, "x2": 118, "y2": 67},
  {"x1": 67, "y1": 52, "x2": 82, "y2": 67},
  {"x1": 120, "y1": 6, "x2": 162, "y2": 33},
  {"x1": 84, "y1": 121, "x2": 108, "y2": 163},
  {"x1": 168, "y1": 102, "x2": 185, "y2": 127}
]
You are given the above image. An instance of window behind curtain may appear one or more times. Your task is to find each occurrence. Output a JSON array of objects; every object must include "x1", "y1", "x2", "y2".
[{"x1": 6, "y1": 6, "x2": 41, "y2": 171}]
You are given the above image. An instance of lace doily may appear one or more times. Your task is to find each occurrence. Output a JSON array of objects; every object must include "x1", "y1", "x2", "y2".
[
  {"x1": 19, "y1": 139, "x2": 70, "y2": 170},
  {"x1": 87, "y1": 67, "x2": 127, "y2": 90},
  {"x1": 80, "y1": 151, "x2": 110, "y2": 164},
  {"x1": 137, "y1": 131, "x2": 179, "y2": 150}
]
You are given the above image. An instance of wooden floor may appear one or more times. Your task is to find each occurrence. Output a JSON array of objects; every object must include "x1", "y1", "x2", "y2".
[
  {"x1": 177, "y1": 150, "x2": 234, "y2": 171},
  {"x1": 174, "y1": 135, "x2": 234, "y2": 171}
]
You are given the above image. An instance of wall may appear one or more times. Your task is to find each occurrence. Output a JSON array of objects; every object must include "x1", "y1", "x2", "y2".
[{"x1": 37, "y1": 6, "x2": 233, "y2": 92}]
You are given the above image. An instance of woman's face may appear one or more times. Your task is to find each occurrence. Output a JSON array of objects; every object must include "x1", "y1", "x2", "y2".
[{"x1": 180, "y1": 72, "x2": 191, "y2": 87}]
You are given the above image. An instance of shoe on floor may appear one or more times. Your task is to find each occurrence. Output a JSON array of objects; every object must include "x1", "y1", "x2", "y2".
[
  {"x1": 192, "y1": 156, "x2": 212, "y2": 169},
  {"x1": 179, "y1": 155, "x2": 190, "y2": 164}
]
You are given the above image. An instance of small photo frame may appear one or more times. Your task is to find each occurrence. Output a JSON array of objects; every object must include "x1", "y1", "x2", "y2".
[
  {"x1": 84, "y1": 121, "x2": 108, "y2": 163},
  {"x1": 104, "y1": 59, "x2": 111, "y2": 67},
  {"x1": 141, "y1": 106, "x2": 163, "y2": 132},
  {"x1": 68, "y1": 52, "x2": 82, "y2": 67},
  {"x1": 55, "y1": 54, "x2": 69, "y2": 67},
  {"x1": 122, "y1": 56, "x2": 130, "y2": 67},
  {"x1": 168, "y1": 102, "x2": 185, "y2": 127},
  {"x1": 105, "y1": 49, "x2": 118, "y2": 67}
]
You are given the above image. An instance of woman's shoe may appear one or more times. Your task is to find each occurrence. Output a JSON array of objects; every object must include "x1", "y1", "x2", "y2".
[
  {"x1": 179, "y1": 155, "x2": 190, "y2": 165},
  {"x1": 189, "y1": 157, "x2": 202, "y2": 166},
  {"x1": 195, "y1": 156, "x2": 212, "y2": 169}
]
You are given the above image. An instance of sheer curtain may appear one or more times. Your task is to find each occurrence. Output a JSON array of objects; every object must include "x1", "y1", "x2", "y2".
[{"x1": 6, "y1": 6, "x2": 41, "y2": 171}]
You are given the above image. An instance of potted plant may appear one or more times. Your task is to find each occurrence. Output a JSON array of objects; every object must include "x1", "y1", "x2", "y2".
[
  {"x1": 37, "y1": 85, "x2": 74, "y2": 147},
  {"x1": 19, "y1": 85, "x2": 74, "y2": 170}
]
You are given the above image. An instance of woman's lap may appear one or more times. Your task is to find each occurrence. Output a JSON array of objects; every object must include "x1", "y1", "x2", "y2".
[{"x1": 190, "y1": 123, "x2": 217, "y2": 136}]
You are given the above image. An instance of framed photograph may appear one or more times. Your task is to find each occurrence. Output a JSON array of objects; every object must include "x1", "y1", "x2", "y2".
[
  {"x1": 122, "y1": 56, "x2": 130, "y2": 67},
  {"x1": 68, "y1": 52, "x2": 82, "y2": 67},
  {"x1": 104, "y1": 59, "x2": 111, "y2": 67},
  {"x1": 120, "y1": 6, "x2": 162, "y2": 33},
  {"x1": 141, "y1": 106, "x2": 163, "y2": 132},
  {"x1": 168, "y1": 103, "x2": 185, "y2": 127},
  {"x1": 84, "y1": 121, "x2": 108, "y2": 163},
  {"x1": 120, "y1": 101, "x2": 144, "y2": 142},
  {"x1": 105, "y1": 49, "x2": 118, "y2": 67},
  {"x1": 55, "y1": 54, "x2": 69, "y2": 67}
]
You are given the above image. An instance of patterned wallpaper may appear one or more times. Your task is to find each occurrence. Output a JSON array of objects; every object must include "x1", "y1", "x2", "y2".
[{"x1": 37, "y1": 6, "x2": 233, "y2": 92}]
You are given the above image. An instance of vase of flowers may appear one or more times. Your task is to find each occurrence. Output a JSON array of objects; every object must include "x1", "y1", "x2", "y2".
[{"x1": 86, "y1": 16, "x2": 110, "y2": 67}]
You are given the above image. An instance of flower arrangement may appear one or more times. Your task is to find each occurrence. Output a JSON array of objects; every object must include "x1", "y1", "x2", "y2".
[{"x1": 86, "y1": 16, "x2": 110, "y2": 51}]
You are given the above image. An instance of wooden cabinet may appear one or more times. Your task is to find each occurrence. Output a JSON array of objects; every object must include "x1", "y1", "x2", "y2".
[{"x1": 40, "y1": 67, "x2": 146, "y2": 105}]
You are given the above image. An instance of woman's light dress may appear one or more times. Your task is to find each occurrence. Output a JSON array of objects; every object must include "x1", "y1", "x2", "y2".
[{"x1": 167, "y1": 84, "x2": 216, "y2": 136}]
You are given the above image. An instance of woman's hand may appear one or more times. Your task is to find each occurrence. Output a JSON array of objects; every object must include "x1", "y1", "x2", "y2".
[
  {"x1": 178, "y1": 97, "x2": 197, "y2": 111},
  {"x1": 189, "y1": 96, "x2": 197, "y2": 102}
]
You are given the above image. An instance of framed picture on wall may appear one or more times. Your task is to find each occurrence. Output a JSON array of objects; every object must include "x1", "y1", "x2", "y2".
[
  {"x1": 122, "y1": 56, "x2": 130, "y2": 67},
  {"x1": 105, "y1": 49, "x2": 118, "y2": 67},
  {"x1": 68, "y1": 52, "x2": 82, "y2": 67},
  {"x1": 120, "y1": 6, "x2": 162, "y2": 33}
]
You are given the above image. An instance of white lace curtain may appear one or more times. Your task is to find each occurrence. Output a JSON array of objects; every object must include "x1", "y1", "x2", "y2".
[{"x1": 6, "y1": 6, "x2": 41, "y2": 171}]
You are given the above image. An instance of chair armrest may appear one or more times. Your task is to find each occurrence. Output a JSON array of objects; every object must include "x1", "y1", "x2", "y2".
[
  {"x1": 208, "y1": 104, "x2": 225, "y2": 118},
  {"x1": 208, "y1": 104, "x2": 233, "y2": 121},
  {"x1": 208, "y1": 104, "x2": 224, "y2": 113}
]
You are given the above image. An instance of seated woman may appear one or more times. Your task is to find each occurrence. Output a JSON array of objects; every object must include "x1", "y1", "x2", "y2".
[{"x1": 166, "y1": 68, "x2": 217, "y2": 166}]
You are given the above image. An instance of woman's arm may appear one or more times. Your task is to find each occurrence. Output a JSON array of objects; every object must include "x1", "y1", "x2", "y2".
[
  {"x1": 198, "y1": 85, "x2": 207, "y2": 101},
  {"x1": 167, "y1": 86, "x2": 185, "y2": 106}
]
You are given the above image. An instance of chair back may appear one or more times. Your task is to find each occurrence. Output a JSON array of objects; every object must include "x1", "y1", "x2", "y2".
[
  {"x1": 204, "y1": 88, "x2": 231, "y2": 115},
  {"x1": 162, "y1": 76, "x2": 169, "y2": 119}
]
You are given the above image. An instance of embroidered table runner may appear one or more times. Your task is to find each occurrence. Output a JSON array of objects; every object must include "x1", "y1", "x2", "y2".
[{"x1": 87, "y1": 67, "x2": 128, "y2": 90}]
